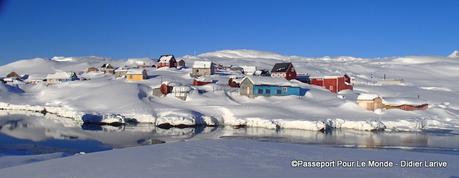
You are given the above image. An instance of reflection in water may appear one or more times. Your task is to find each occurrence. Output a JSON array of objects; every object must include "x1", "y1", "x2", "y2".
[{"x1": 1, "y1": 112, "x2": 459, "y2": 156}]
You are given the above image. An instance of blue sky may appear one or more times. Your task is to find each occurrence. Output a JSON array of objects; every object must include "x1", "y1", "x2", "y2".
[{"x1": 0, "y1": 0, "x2": 458, "y2": 65}]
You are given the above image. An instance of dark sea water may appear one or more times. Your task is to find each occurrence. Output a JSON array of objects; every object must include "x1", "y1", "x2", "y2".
[{"x1": 1, "y1": 113, "x2": 459, "y2": 157}]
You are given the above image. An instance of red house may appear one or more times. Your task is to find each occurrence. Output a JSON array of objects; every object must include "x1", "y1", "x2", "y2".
[
  {"x1": 270, "y1": 62, "x2": 297, "y2": 80},
  {"x1": 310, "y1": 75, "x2": 353, "y2": 93},
  {"x1": 157, "y1": 55, "x2": 177, "y2": 68}
]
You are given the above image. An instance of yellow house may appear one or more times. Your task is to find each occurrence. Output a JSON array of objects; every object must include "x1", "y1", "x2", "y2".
[
  {"x1": 126, "y1": 69, "x2": 148, "y2": 81},
  {"x1": 356, "y1": 93, "x2": 384, "y2": 111}
]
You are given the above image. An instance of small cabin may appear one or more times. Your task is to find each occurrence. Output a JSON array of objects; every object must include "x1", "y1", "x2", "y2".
[
  {"x1": 114, "y1": 67, "x2": 129, "y2": 78},
  {"x1": 100, "y1": 63, "x2": 115, "y2": 74},
  {"x1": 157, "y1": 55, "x2": 177, "y2": 68},
  {"x1": 46, "y1": 72, "x2": 79, "y2": 84},
  {"x1": 25, "y1": 74, "x2": 46, "y2": 85},
  {"x1": 271, "y1": 63, "x2": 297, "y2": 80},
  {"x1": 191, "y1": 61, "x2": 215, "y2": 77},
  {"x1": 3, "y1": 72, "x2": 22, "y2": 83},
  {"x1": 310, "y1": 75, "x2": 353, "y2": 93},
  {"x1": 241, "y1": 66, "x2": 257, "y2": 75},
  {"x1": 356, "y1": 94, "x2": 384, "y2": 111},
  {"x1": 240, "y1": 76, "x2": 308, "y2": 98},
  {"x1": 126, "y1": 69, "x2": 148, "y2": 81}
]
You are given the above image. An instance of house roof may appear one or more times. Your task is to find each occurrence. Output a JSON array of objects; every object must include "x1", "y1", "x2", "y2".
[
  {"x1": 101, "y1": 63, "x2": 114, "y2": 69},
  {"x1": 126, "y1": 69, "x2": 146, "y2": 75},
  {"x1": 357, "y1": 93, "x2": 380, "y2": 100},
  {"x1": 172, "y1": 86, "x2": 192, "y2": 93},
  {"x1": 271, "y1": 63, "x2": 292, "y2": 73},
  {"x1": 6, "y1": 72, "x2": 20, "y2": 78},
  {"x1": 192, "y1": 61, "x2": 213, "y2": 68},
  {"x1": 243, "y1": 76, "x2": 299, "y2": 87},
  {"x1": 46, "y1": 72, "x2": 76, "y2": 80},
  {"x1": 241, "y1": 66, "x2": 257, "y2": 73},
  {"x1": 159, "y1": 55, "x2": 175, "y2": 63},
  {"x1": 382, "y1": 97, "x2": 428, "y2": 106}
]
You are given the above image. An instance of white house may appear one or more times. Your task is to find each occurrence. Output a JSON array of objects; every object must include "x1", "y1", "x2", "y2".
[{"x1": 46, "y1": 72, "x2": 79, "y2": 84}]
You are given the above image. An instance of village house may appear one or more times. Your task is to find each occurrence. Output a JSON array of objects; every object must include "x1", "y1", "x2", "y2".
[
  {"x1": 24, "y1": 74, "x2": 46, "y2": 85},
  {"x1": 152, "y1": 82, "x2": 193, "y2": 100},
  {"x1": 86, "y1": 67, "x2": 99, "y2": 73},
  {"x1": 240, "y1": 76, "x2": 308, "y2": 98},
  {"x1": 157, "y1": 55, "x2": 177, "y2": 68},
  {"x1": 100, "y1": 63, "x2": 115, "y2": 74},
  {"x1": 177, "y1": 59, "x2": 186, "y2": 68},
  {"x1": 2, "y1": 72, "x2": 22, "y2": 84},
  {"x1": 126, "y1": 69, "x2": 148, "y2": 81},
  {"x1": 270, "y1": 62, "x2": 297, "y2": 80},
  {"x1": 191, "y1": 61, "x2": 215, "y2": 77},
  {"x1": 310, "y1": 75, "x2": 353, "y2": 93},
  {"x1": 356, "y1": 94, "x2": 384, "y2": 111},
  {"x1": 114, "y1": 67, "x2": 129, "y2": 78},
  {"x1": 382, "y1": 97, "x2": 428, "y2": 111},
  {"x1": 356, "y1": 94, "x2": 429, "y2": 112},
  {"x1": 46, "y1": 72, "x2": 79, "y2": 85},
  {"x1": 241, "y1": 66, "x2": 257, "y2": 75}
]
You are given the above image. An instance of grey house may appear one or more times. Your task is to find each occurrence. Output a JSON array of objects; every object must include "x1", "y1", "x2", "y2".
[{"x1": 191, "y1": 61, "x2": 215, "y2": 77}]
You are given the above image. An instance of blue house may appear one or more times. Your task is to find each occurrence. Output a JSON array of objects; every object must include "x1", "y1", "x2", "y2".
[{"x1": 239, "y1": 76, "x2": 308, "y2": 97}]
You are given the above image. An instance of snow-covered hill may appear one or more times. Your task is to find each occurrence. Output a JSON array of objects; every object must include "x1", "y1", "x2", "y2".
[
  {"x1": 1, "y1": 49, "x2": 459, "y2": 132},
  {"x1": 449, "y1": 50, "x2": 459, "y2": 58}
]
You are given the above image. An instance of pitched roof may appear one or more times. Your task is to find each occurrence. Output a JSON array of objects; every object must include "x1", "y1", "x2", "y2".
[
  {"x1": 243, "y1": 76, "x2": 299, "y2": 87},
  {"x1": 101, "y1": 63, "x2": 114, "y2": 69},
  {"x1": 192, "y1": 61, "x2": 213, "y2": 68},
  {"x1": 159, "y1": 55, "x2": 175, "y2": 63},
  {"x1": 271, "y1": 63, "x2": 292, "y2": 73},
  {"x1": 126, "y1": 69, "x2": 146, "y2": 75},
  {"x1": 6, "y1": 72, "x2": 20, "y2": 78}
]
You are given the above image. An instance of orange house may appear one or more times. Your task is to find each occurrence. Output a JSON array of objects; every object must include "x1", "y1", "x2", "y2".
[{"x1": 126, "y1": 69, "x2": 148, "y2": 81}]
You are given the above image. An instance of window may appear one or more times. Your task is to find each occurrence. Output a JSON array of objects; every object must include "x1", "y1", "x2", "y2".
[
  {"x1": 277, "y1": 89, "x2": 282, "y2": 95},
  {"x1": 258, "y1": 89, "x2": 263, "y2": 94},
  {"x1": 265, "y1": 89, "x2": 271, "y2": 94},
  {"x1": 282, "y1": 87, "x2": 288, "y2": 92}
]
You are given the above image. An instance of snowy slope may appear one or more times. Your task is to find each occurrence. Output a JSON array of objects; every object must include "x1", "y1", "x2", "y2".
[
  {"x1": 0, "y1": 139, "x2": 457, "y2": 178},
  {"x1": 1, "y1": 50, "x2": 459, "y2": 132}
]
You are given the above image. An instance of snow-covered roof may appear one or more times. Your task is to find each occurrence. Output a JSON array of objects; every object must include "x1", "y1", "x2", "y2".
[
  {"x1": 25, "y1": 74, "x2": 46, "y2": 81},
  {"x1": 382, "y1": 97, "x2": 428, "y2": 106},
  {"x1": 357, "y1": 93, "x2": 380, "y2": 100},
  {"x1": 114, "y1": 67, "x2": 128, "y2": 72},
  {"x1": 241, "y1": 66, "x2": 257, "y2": 72},
  {"x1": 192, "y1": 61, "x2": 213, "y2": 68},
  {"x1": 172, "y1": 86, "x2": 192, "y2": 93},
  {"x1": 195, "y1": 76, "x2": 213, "y2": 82},
  {"x1": 126, "y1": 69, "x2": 146, "y2": 75},
  {"x1": 46, "y1": 72, "x2": 76, "y2": 80},
  {"x1": 271, "y1": 63, "x2": 292, "y2": 73},
  {"x1": 159, "y1": 55, "x2": 175, "y2": 63},
  {"x1": 243, "y1": 76, "x2": 299, "y2": 87}
]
